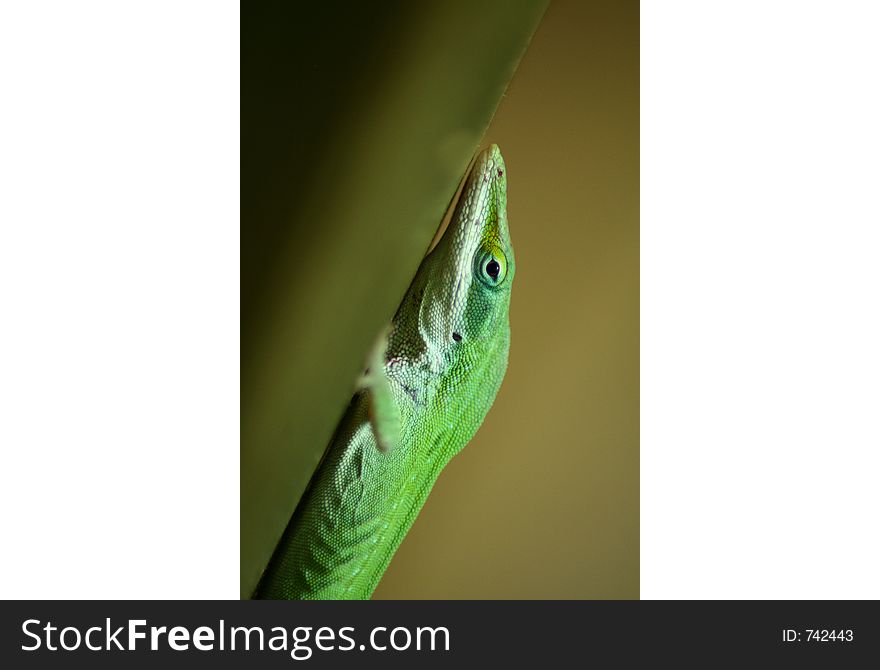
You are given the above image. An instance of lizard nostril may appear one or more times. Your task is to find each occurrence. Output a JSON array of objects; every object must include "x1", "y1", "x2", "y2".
[{"x1": 452, "y1": 332, "x2": 462, "y2": 342}]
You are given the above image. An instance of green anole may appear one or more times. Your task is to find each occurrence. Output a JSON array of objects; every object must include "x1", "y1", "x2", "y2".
[{"x1": 254, "y1": 144, "x2": 514, "y2": 599}]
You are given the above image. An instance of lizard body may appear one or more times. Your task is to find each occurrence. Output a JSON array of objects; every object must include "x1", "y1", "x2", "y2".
[{"x1": 255, "y1": 144, "x2": 515, "y2": 599}]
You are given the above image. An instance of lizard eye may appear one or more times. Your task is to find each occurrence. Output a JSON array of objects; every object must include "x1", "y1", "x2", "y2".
[{"x1": 475, "y1": 248, "x2": 507, "y2": 287}]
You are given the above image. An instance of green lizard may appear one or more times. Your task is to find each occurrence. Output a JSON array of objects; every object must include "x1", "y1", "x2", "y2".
[{"x1": 254, "y1": 144, "x2": 514, "y2": 599}]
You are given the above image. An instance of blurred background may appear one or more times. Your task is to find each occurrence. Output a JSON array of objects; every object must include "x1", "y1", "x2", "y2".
[{"x1": 242, "y1": 0, "x2": 638, "y2": 599}]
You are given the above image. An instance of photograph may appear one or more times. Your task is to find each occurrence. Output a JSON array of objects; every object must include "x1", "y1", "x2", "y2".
[
  {"x1": 240, "y1": 0, "x2": 638, "y2": 600},
  {"x1": 2, "y1": 0, "x2": 877, "y2": 665}
]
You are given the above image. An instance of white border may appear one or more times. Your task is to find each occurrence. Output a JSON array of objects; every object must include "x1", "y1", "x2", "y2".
[
  {"x1": 0, "y1": 2, "x2": 240, "y2": 599},
  {"x1": 642, "y1": 0, "x2": 880, "y2": 598}
]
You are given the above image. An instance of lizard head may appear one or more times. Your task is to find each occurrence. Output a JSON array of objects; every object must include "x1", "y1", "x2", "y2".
[
  {"x1": 431, "y1": 143, "x2": 514, "y2": 346},
  {"x1": 390, "y1": 144, "x2": 515, "y2": 380}
]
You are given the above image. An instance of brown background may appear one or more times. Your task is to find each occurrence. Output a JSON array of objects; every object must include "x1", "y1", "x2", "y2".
[{"x1": 374, "y1": 0, "x2": 639, "y2": 598}]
